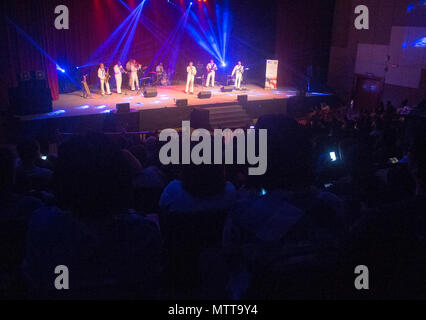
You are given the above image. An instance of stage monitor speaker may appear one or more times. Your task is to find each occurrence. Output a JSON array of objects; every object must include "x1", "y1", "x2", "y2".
[
  {"x1": 238, "y1": 95, "x2": 248, "y2": 104},
  {"x1": 143, "y1": 87, "x2": 157, "y2": 98},
  {"x1": 190, "y1": 108, "x2": 210, "y2": 130},
  {"x1": 19, "y1": 72, "x2": 31, "y2": 82},
  {"x1": 198, "y1": 91, "x2": 212, "y2": 99},
  {"x1": 175, "y1": 99, "x2": 188, "y2": 107},
  {"x1": 32, "y1": 70, "x2": 46, "y2": 80},
  {"x1": 221, "y1": 86, "x2": 233, "y2": 92},
  {"x1": 116, "y1": 103, "x2": 130, "y2": 113},
  {"x1": 9, "y1": 87, "x2": 52, "y2": 116}
]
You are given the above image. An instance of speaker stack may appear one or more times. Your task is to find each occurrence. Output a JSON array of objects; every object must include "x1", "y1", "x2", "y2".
[{"x1": 9, "y1": 70, "x2": 52, "y2": 116}]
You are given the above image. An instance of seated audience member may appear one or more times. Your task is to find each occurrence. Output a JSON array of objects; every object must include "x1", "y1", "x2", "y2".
[
  {"x1": 159, "y1": 161, "x2": 236, "y2": 214},
  {"x1": 223, "y1": 115, "x2": 344, "y2": 299},
  {"x1": 129, "y1": 144, "x2": 167, "y2": 214},
  {"x1": 23, "y1": 133, "x2": 162, "y2": 299},
  {"x1": 159, "y1": 153, "x2": 236, "y2": 297},
  {"x1": 0, "y1": 147, "x2": 43, "y2": 298},
  {"x1": 338, "y1": 133, "x2": 426, "y2": 299},
  {"x1": 15, "y1": 138, "x2": 52, "y2": 192}
]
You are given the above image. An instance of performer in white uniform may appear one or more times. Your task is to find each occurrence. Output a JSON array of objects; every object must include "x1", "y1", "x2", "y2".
[
  {"x1": 128, "y1": 59, "x2": 140, "y2": 91},
  {"x1": 113, "y1": 61, "x2": 126, "y2": 94},
  {"x1": 232, "y1": 61, "x2": 244, "y2": 90},
  {"x1": 156, "y1": 62, "x2": 165, "y2": 85},
  {"x1": 185, "y1": 62, "x2": 197, "y2": 94},
  {"x1": 205, "y1": 59, "x2": 217, "y2": 87},
  {"x1": 98, "y1": 63, "x2": 111, "y2": 96}
]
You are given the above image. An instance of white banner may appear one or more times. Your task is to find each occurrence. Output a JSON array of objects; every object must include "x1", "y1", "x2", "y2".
[{"x1": 265, "y1": 60, "x2": 279, "y2": 89}]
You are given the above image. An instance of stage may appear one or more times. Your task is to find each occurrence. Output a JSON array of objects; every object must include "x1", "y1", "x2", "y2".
[
  {"x1": 15, "y1": 84, "x2": 335, "y2": 137},
  {"x1": 21, "y1": 84, "x2": 296, "y2": 121}
]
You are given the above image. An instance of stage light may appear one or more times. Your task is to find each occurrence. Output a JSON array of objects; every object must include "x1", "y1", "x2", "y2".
[
  {"x1": 76, "y1": 105, "x2": 90, "y2": 110},
  {"x1": 412, "y1": 36, "x2": 426, "y2": 48},
  {"x1": 56, "y1": 65, "x2": 66, "y2": 73},
  {"x1": 48, "y1": 110, "x2": 66, "y2": 116},
  {"x1": 221, "y1": 62, "x2": 227, "y2": 67}
]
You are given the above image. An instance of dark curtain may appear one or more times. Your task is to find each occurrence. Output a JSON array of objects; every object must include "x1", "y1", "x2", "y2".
[{"x1": 275, "y1": 0, "x2": 335, "y2": 89}]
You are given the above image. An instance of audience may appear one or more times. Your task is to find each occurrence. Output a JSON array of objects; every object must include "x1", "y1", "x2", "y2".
[
  {"x1": 15, "y1": 138, "x2": 53, "y2": 193},
  {"x1": 22, "y1": 133, "x2": 162, "y2": 299},
  {"x1": 0, "y1": 97, "x2": 425, "y2": 299}
]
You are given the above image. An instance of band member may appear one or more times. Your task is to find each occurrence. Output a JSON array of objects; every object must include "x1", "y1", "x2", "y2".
[
  {"x1": 156, "y1": 62, "x2": 164, "y2": 84},
  {"x1": 206, "y1": 59, "x2": 217, "y2": 87},
  {"x1": 129, "y1": 59, "x2": 141, "y2": 91},
  {"x1": 98, "y1": 63, "x2": 111, "y2": 96},
  {"x1": 232, "y1": 61, "x2": 244, "y2": 90},
  {"x1": 113, "y1": 61, "x2": 126, "y2": 94},
  {"x1": 186, "y1": 61, "x2": 197, "y2": 94}
]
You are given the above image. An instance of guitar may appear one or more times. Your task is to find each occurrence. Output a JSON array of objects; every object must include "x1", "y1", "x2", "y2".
[
  {"x1": 207, "y1": 64, "x2": 218, "y2": 74},
  {"x1": 81, "y1": 74, "x2": 91, "y2": 98}
]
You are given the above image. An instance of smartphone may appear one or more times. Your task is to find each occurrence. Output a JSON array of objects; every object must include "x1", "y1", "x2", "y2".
[
  {"x1": 389, "y1": 157, "x2": 399, "y2": 164},
  {"x1": 41, "y1": 155, "x2": 47, "y2": 161},
  {"x1": 329, "y1": 152, "x2": 337, "y2": 162}
]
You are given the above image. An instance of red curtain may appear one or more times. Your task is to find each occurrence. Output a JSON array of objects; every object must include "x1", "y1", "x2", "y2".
[{"x1": 0, "y1": 0, "x2": 172, "y2": 107}]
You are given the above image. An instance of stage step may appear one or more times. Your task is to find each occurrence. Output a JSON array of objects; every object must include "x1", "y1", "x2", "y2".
[{"x1": 204, "y1": 105, "x2": 252, "y2": 129}]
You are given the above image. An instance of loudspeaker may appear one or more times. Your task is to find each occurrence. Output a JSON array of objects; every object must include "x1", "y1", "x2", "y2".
[
  {"x1": 238, "y1": 95, "x2": 248, "y2": 104},
  {"x1": 32, "y1": 70, "x2": 46, "y2": 80},
  {"x1": 198, "y1": 91, "x2": 212, "y2": 99},
  {"x1": 190, "y1": 108, "x2": 210, "y2": 129},
  {"x1": 175, "y1": 99, "x2": 188, "y2": 107},
  {"x1": 116, "y1": 103, "x2": 130, "y2": 113},
  {"x1": 9, "y1": 87, "x2": 52, "y2": 116},
  {"x1": 143, "y1": 87, "x2": 157, "y2": 98},
  {"x1": 19, "y1": 72, "x2": 31, "y2": 82},
  {"x1": 221, "y1": 86, "x2": 233, "y2": 92}
]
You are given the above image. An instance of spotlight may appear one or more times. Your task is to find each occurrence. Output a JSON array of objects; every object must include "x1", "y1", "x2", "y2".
[
  {"x1": 56, "y1": 65, "x2": 66, "y2": 73},
  {"x1": 221, "y1": 62, "x2": 227, "y2": 67}
]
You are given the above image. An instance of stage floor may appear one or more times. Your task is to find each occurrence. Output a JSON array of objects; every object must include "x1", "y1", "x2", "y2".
[{"x1": 21, "y1": 84, "x2": 297, "y2": 121}]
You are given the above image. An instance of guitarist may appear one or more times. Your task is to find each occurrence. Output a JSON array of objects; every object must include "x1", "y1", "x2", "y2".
[
  {"x1": 98, "y1": 63, "x2": 111, "y2": 96},
  {"x1": 205, "y1": 59, "x2": 218, "y2": 87}
]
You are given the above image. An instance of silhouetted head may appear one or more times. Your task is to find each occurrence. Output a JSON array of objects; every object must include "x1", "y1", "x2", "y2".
[
  {"x1": 0, "y1": 147, "x2": 15, "y2": 196},
  {"x1": 54, "y1": 133, "x2": 134, "y2": 216},
  {"x1": 255, "y1": 114, "x2": 313, "y2": 191},
  {"x1": 17, "y1": 138, "x2": 40, "y2": 165}
]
